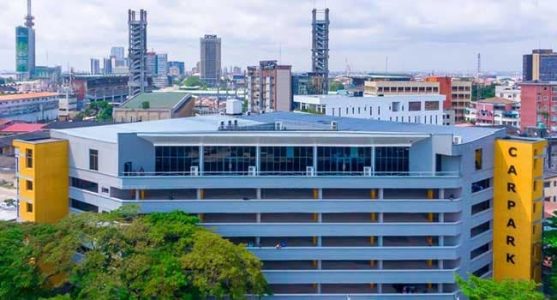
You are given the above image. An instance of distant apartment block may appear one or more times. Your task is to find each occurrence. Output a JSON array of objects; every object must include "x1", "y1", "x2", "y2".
[
  {"x1": 71, "y1": 74, "x2": 128, "y2": 104},
  {"x1": 168, "y1": 61, "x2": 185, "y2": 77},
  {"x1": 495, "y1": 85, "x2": 521, "y2": 102},
  {"x1": 465, "y1": 97, "x2": 520, "y2": 128},
  {"x1": 364, "y1": 81, "x2": 440, "y2": 96},
  {"x1": 113, "y1": 92, "x2": 194, "y2": 123},
  {"x1": 0, "y1": 92, "x2": 59, "y2": 122},
  {"x1": 247, "y1": 60, "x2": 292, "y2": 113},
  {"x1": 425, "y1": 77, "x2": 472, "y2": 124},
  {"x1": 523, "y1": 49, "x2": 557, "y2": 81},
  {"x1": 295, "y1": 94, "x2": 445, "y2": 125},
  {"x1": 200, "y1": 34, "x2": 221, "y2": 87},
  {"x1": 520, "y1": 81, "x2": 557, "y2": 132}
]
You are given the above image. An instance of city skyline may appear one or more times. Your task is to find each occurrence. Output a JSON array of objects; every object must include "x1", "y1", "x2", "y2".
[{"x1": 2, "y1": 0, "x2": 557, "y2": 73}]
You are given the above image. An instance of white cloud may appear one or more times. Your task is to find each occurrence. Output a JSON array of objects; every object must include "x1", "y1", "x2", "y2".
[{"x1": 0, "y1": 0, "x2": 556, "y2": 73}]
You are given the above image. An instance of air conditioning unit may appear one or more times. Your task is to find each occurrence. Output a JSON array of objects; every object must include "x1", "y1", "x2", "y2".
[
  {"x1": 363, "y1": 166, "x2": 372, "y2": 176},
  {"x1": 330, "y1": 121, "x2": 338, "y2": 130},
  {"x1": 452, "y1": 135, "x2": 463, "y2": 144},
  {"x1": 190, "y1": 166, "x2": 199, "y2": 176},
  {"x1": 274, "y1": 121, "x2": 283, "y2": 130},
  {"x1": 306, "y1": 166, "x2": 315, "y2": 176},
  {"x1": 248, "y1": 166, "x2": 257, "y2": 176}
]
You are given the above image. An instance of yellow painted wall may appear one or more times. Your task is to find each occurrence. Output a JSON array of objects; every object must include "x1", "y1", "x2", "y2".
[
  {"x1": 493, "y1": 138, "x2": 545, "y2": 282},
  {"x1": 13, "y1": 139, "x2": 69, "y2": 224}
]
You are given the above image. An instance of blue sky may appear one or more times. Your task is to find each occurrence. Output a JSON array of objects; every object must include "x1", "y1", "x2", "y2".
[{"x1": 1, "y1": 0, "x2": 557, "y2": 73}]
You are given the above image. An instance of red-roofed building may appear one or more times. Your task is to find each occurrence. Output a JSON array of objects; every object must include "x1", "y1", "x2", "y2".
[{"x1": 1, "y1": 123, "x2": 46, "y2": 134}]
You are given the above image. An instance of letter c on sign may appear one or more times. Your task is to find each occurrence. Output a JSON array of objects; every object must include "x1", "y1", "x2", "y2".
[{"x1": 508, "y1": 147, "x2": 517, "y2": 157}]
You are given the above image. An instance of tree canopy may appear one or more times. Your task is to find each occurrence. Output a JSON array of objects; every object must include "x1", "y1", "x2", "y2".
[
  {"x1": 182, "y1": 76, "x2": 206, "y2": 88},
  {"x1": 456, "y1": 275, "x2": 544, "y2": 300},
  {"x1": 0, "y1": 207, "x2": 268, "y2": 299}
]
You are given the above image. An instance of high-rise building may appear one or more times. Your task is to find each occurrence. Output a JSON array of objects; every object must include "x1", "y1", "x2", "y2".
[
  {"x1": 153, "y1": 53, "x2": 169, "y2": 88},
  {"x1": 128, "y1": 9, "x2": 148, "y2": 98},
  {"x1": 102, "y1": 58, "x2": 112, "y2": 75},
  {"x1": 110, "y1": 46, "x2": 125, "y2": 60},
  {"x1": 15, "y1": 0, "x2": 36, "y2": 80},
  {"x1": 168, "y1": 61, "x2": 185, "y2": 77},
  {"x1": 110, "y1": 46, "x2": 127, "y2": 67},
  {"x1": 247, "y1": 60, "x2": 292, "y2": 113},
  {"x1": 90, "y1": 58, "x2": 100, "y2": 75},
  {"x1": 146, "y1": 51, "x2": 157, "y2": 77},
  {"x1": 311, "y1": 8, "x2": 330, "y2": 94},
  {"x1": 200, "y1": 34, "x2": 221, "y2": 87},
  {"x1": 523, "y1": 49, "x2": 557, "y2": 82},
  {"x1": 16, "y1": 112, "x2": 547, "y2": 297}
]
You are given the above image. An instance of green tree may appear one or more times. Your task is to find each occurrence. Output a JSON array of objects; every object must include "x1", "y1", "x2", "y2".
[
  {"x1": 329, "y1": 81, "x2": 345, "y2": 92},
  {"x1": 182, "y1": 76, "x2": 206, "y2": 88},
  {"x1": 0, "y1": 207, "x2": 268, "y2": 299},
  {"x1": 472, "y1": 83, "x2": 496, "y2": 101},
  {"x1": 88, "y1": 100, "x2": 113, "y2": 121},
  {"x1": 141, "y1": 101, "x2": 150, "y2": 109},
  {"x1": 456, "y1": 275, "x2": 544, "y2": 300},
  {"x1": 544, "y1": 215, "x2": 557, "y2": 297}
]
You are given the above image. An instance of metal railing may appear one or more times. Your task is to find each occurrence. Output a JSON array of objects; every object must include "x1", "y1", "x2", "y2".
[{"x1": 120, "y1": 170, "x2": 460, "y2": 177}]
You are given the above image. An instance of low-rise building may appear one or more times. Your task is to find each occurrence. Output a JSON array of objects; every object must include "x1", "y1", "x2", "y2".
[
  {"x1": 495, "y1": 85, "x2": 521, "y2": 102},
  {"x1": 295, "y1": 94, "x2": 445, "y2": 125},
  {"x1": 544, "y1": 170, "x2": 557, "y2": 203},
  {"x1": 13, "y1": 112, "x2": 546, "y2": 297},
  {"x1": 112, "y1": 92, "x2": 194, "y2": 123},
  {"x1": 0, "y1": 92, "x2": 58, "y2": 122},
  {"x1": 465, "y1": 97, "x2": 520, "y2": 128}
]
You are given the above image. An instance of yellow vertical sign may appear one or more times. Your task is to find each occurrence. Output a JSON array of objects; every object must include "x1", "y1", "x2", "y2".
[{"x1": 493, "y1": 139, "x2": 545, "y2": 282}]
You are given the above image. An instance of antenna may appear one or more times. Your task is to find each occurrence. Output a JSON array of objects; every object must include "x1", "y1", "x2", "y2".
[
  {"x1": 477, "y1": 53, "x2": 481, "y2": 79},
  {"x1": 385, "y1": 56, "x2": 389, "y2": 73}
]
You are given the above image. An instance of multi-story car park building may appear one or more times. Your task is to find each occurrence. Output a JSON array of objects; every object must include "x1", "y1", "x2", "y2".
[
  {"x1": 294, "y1": 94, "x2": 445, "y2": 125},
  {"x1": 14, "y1": 112, "x2": 544, "y2": 298}
]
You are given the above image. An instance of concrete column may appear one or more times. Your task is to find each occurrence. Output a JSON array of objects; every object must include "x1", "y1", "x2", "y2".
[
  {"x1": 255, "y1": 146, "x2": 260, "y2": 175},
  {"x1": 377, "y1": 259, "x2": 383, "y2": 269},
  {"x1": 378, "y1": 236, "x2": 383, "y2": 246},
  {"x1": 256, "y1": 213, "x2": 261, "y2": 223},
  {"x1": 378, "y1": 212, "x2": 384, "y2": 223},
  {"x1": 440, "y1": 236, "x2": 445, "y2": 246},
  {"x1": 316, "y1": 283, "x2": 321, "y2": 294},
  {"x1": 256, "y1": 236, "x2": 261, "y2": 246},
  {"x1": 439, "y1": 259, "x2": 444, "y2": 270},
  {"x1": 313, "y1": 145, "x2": 318, "y2": 171},
  {"x1": 317, "y1": 236, "x2": 322, "y2": 246},
  {"x1": 199, "y1": 145, "x2": 204, "y2": 174},
  {"x1": 256, "y1": 188, "x2": 262, "y2": 199},
  {"x1": 197, "y1": 189, "x2": 204, "y2": 200},
  {"x1": 439, "y1": 188, "x2": 445, "y2": 199},
  {"x1": 378, "y1": 188, "x2": 384, "y2": 199},
  {"x1": 377, "y1": 283, "x2": 383, "y2": 293},
  {"x1": 135, "y1": 189, "x2": 139, "y2": 200}
]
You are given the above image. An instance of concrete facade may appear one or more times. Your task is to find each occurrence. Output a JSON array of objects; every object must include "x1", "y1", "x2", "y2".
[{"x1": 44, "y1": 112, "x2": 515, "y2": 298}]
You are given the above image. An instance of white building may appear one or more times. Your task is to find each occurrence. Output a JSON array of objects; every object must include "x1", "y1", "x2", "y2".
[
  {"x1": 495, "y1": 85, "x2": 521, "y2": 103},
  {"x1": 0, "y1": 92, "x2": 59, "y2": 122},
  {"x1": 295, "y1": 94, "x2": 445, "y2": 125}
]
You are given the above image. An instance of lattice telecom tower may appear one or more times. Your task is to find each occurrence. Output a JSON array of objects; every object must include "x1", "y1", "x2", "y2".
[
  {"x1": 128, "y1": 9, "x2": 148, "y2": 98},
  {"x1": 312, "y1": 8, "x2": 330, "y2": 94}
]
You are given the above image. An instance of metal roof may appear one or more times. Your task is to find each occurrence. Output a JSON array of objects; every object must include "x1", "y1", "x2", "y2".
[{"x1": 52, "y1": 112, "x2": 504, "y2": 144}]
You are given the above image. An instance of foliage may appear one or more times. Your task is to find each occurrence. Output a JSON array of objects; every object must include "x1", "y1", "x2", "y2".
[
  {"x1": 182, "y1": 76, "x2": 206, "y2": 88},
  {"x1": 141, "y1": 101, "x2": 150, "y2": 109},
  {"x1": 329, "y1": 80, "x2": 345, "y2": 92},
  {"x1": 0, "y1": 207, "x2": 268, "y2": 299},
  {"x1": 88, "y1": 100, "x2": 113, "y2": 121},
  {"x1": 472, "y1": 83, "x2": 495, "y2": 101},
  {"x1": 544, "y1": 215, "x2": 557, "y2": 297},
  {"x1": 456, "y1": 275, "x2": 544, "y2": 300}
]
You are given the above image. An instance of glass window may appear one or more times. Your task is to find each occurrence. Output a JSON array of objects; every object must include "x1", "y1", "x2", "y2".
[
  {"x1": 475, "y1": 148, "x2": 483, "y2": 170},
  {"x1": 70, "y1": 177, "x2": 98, "y2": 193},
  {"x1": 425, "y1": 101, "x2": 440, "y2": 111},
  {"x1": 409, "y1": 101, "x2": 421, "y2": 111},
  {"x1": 374, "y1": 147, "x2": 409, "y2": 175},
  {"x1": 317, "y1": 147, "x2": 372, "y2": 175},
  {"x1": 26, "y1": 180, "x2": 33, "y2": 191},
  {"x1": 260, "y1": 146, "x2": 313, "y2": 175},
  {"x1": 89, "y1": 149, "x2": 98, "y2": 171},
  {"x1": 203, "y1": 146, "x2": 256, "y2": 175},
  {"x1": 155, "y1": 146, "x2": 199, "y2": 175},
  {"x1": 26, "y1": 203, "x2": 33, "y2": 213},
  {"x1": 25, "y1": 149, "x2": 33, "y2": 168},
  {"x1": 71, "y1": 198, "x2": 99, "y2": 213}
]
